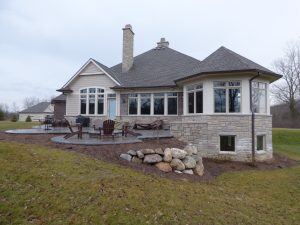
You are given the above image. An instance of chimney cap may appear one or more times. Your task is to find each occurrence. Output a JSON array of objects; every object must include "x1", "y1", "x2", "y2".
[
  {"x1": 123, "y1": 24, "x2": 134, "y2": 34},
  {"x1": 156, "y1": 37, "x2": 169, "y2": 48}
]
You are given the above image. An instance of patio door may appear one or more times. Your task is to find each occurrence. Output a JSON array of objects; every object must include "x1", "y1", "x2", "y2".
[{"x1": 107, "y1": 94, "x2": 116, "y2": 120}]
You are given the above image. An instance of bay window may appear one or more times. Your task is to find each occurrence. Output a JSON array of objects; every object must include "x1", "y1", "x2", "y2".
[
  {"x1": 214, "y1": 81, "x2": 241, "y2": 113},
  {"x1": 187, "y1": 84, "x2": 203, "y2": 114},
  {"x1": 154, "y1": 93, "x2": 164, "y2": 115},
  {"x1": 252, "y1": 82, "x2": 267, "y2": 113}
]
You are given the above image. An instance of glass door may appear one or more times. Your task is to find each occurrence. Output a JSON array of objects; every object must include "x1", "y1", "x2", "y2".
[{"x1": 107, "y1": 94, "x2": 116, "y2": 120}]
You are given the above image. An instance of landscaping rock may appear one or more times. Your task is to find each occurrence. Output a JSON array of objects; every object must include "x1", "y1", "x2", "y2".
[
  {"x1": 194, "y1": 163, "x2": 204, "y2": 176},
  {"x1": 191, "y1": 154, "x2": 201, "y2": 163},
  {"x1": 155, "y1": 162, "x2": 172, "y2": 172},
  {"x1": 127, "y1": 149, "x2": 137, "y2": 156},
  {"x1": 132, "y1": 156, "x2": 143, "y2": 164},
  {"x1": 154, "y1": 148, "x2": 164, "y2": 155},
  {"x1": 174, "y1": 170, "x2": 182, "y2": 174},
  {"x1": 184, "y1": 144, "x2": 198, "y2": 155},
  {"x1": 182, "y1": 156, "x2": 196, "y2": 169},
  {"x1": 163, "y1": 148, "x2": 172, "y2": 162},
  {"x1": 170, "y1": 159, "x2": 185, "y2": 171},
  {"x1": 170, "y1": 148, "x2": 187, "y2": 159},
  {"x1": 141, "y1": 149, "x2": 155, "y2": 155},
  {"x1": 183, "y1": 169, "x2": 194, "y2": 175},
  {"x1": 143, "y1": 154, "x2": 163, "y2": 164},
  {"x1": 136, "y1": 150, "x2": 144, "y2": 159},
  {"x1": 120, "y1": 153, "x2": 132, "y2": 162}
]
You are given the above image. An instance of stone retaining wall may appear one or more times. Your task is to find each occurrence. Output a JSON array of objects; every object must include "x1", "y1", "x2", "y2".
[{"x1": 170, "y1": 115, "x2": 272, "y2": 162}]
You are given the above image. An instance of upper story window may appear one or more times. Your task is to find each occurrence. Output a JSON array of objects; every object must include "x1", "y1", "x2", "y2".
[
  {"x1": 80, "y1": 88, "x2": 105, "y2": 115},
  {"x1": 187, "y1": 84, "x2": 203, "y2": 114},
  {"x1": 252, "y1": 82, "x2": 267, "y2": 113},
  {"x1": 214, "y1": 81, "x2": 241, "y2": 113}
]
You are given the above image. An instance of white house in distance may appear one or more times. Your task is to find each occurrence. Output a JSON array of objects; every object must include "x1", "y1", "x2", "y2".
[
  {"x1": 56, "y1": 24, "x2": 281, "y2": 162},
  {"x1": 19, "y1": 102, "x2": 53, "y2": 121}
]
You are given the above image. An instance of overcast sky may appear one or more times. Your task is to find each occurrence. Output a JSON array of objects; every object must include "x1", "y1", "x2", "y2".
[{"x1": 0, "y1": 0, "x2": 299, "y2": 110}]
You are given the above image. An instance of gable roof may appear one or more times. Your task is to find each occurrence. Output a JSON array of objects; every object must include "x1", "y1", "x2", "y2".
[
  {"x1": 19, "y1": 102, "x2": 52, "y2": 114},
  {"x1": 59, "y1": 58, "x2": 120, "y2": 91},
  {"x1": 51, "y1": 94, "x2": 66, "y2": 103},
  {"x1": 110, "y1": 47, "x2": 202, "y2": 88},
  {"x1": 175, "y1": 46, "x2": 281, "y2": 82}
]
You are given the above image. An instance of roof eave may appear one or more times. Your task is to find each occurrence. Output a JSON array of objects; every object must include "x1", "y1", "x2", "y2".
[{"x1": 111, "y1": 85, "x2": 178, "y2": 90}]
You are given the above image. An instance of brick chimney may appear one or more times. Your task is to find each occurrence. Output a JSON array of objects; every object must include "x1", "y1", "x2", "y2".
[
  {"x1": 156, "y1": 38, "x2": 169, "y2": 48},
  {"x1": 122, "y1": 24, "x2": 134, "y2": 73}
]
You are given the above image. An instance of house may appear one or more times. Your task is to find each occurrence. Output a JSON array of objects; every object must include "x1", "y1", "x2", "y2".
[
  {"x1": 56, "y1": 24, "x2": 281, "y2": 162},
  {"x1": 19, "y1": 102, "x2": 53, "y2": 121}
]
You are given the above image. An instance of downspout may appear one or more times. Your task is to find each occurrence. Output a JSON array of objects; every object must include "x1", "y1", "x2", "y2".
[{"x1": 249, "y1": 72, "x2": 260, "y2": 166}]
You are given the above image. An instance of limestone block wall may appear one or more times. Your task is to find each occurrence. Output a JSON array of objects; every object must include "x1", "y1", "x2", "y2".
[{"x1": 170, "y1": 115, "x2": 272, "y2": 162}]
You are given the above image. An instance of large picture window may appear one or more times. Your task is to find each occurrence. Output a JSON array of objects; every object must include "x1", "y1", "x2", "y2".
[
  {"x1": 80, "y1": 88, "x2": 105, "y2": 115},
  {"x1": 214, "y1": 81, "x2": 241, "y2": 113},
  {"x1": 187, "y1": 84, "x2": 203, "y2": 114},
  {"x1": 140, "y1": 94, "x2": 151, "y2": 115},
  {"x1": 167, "y1": 93, "x2": 178, "y2": 115},
  {"x1": 128, "y1": 94, "x2": 138, "y2": 115},
  {"x1": 154, "y1": 93, "x2": 164, "y2": 115},
  {"x1": 252, "y1": 82, "x2": 267, "y2": 113}
]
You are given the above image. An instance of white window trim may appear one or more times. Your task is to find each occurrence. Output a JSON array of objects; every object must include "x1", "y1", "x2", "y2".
[
  {"x1": 186, "y1": 83, "x2": 203, "y2": 115},
  {"x1": 79, "y1": 87, "x2": 109, "y2": 116},
  {"x1": 252, "y1": 81, "x2": 267, "y2": 115},
  {"x1": 213, "y1": 81, "x2": 242, "y2": 114},
  {"x1": 256, "y1": 134, "x2": 266, "y2": 152}
]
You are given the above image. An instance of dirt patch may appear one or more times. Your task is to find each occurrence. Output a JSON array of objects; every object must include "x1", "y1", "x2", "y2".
[{"x1": 0, "y1": 132, "x2": 298, "y2": 182}]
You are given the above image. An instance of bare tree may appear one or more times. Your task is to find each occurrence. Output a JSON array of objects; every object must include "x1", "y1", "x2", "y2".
[
  {"x1": 23, "y1": 97, "x2": 42, "y2": 109},
  {"x1": 272, "y1": 41, "x2": 300, "y2": 117}
]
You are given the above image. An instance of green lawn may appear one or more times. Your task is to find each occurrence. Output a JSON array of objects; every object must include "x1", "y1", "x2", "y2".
[
  {"x1": 0, "y1": 121, "x2": 39, "y2": 131},
  {"x1": 0, "y1": 126, "x2": 299, "y2": 224}
]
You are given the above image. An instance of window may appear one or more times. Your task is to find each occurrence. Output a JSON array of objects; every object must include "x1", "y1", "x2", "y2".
[
  {"x1": 252, "y1": 82, "x2": 267, "y2": 113},
  {"x1": 187, "y1": 84, "x2": 203, "y2": 114},
  {"x1": 80, "y1": 87, "x2": 106, "y2": 115},
  {"x1": 140, "y1": 94, "x2": 151, "y2": 115},
  {"x1": 154, "y1": 93, "x2": 164, "y2": 115},
  {"x1": 128, "y1": 94, "x2": 138, "y2": 115},
  {"x1": 97, "y1": 94, "x2": 104, "y2": 115},
  {"x1": 220, "y1": 135, "x2": 235, "y2": 152},
  {"x1": 167, "y1": 93, "x2": 178, "y2": 115},
  {"x1": 257, "y1": 135, "x2": 265, "y2": 151},
  {"x1": 214, "y1": 81, "x2": 241, "y2": 113}
]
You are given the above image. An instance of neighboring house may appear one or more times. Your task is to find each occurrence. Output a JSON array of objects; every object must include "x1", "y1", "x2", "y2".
[
  {"x1": 57, "y1": 24, "x2": 281, "y2": 162},
  {"x1": 51, "y1": 94, "x2": 66, "y2": 120},
  {"x1": 19, "y1": 102, "x2": 54, "y2": 121}
]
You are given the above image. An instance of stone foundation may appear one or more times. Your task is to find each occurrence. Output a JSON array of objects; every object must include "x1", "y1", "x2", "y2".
[{"x1": 170, "y1": 115, "x2": 273, "y2": 162}]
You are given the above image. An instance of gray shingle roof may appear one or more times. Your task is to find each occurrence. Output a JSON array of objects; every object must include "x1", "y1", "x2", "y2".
[
  {"x1": 51, "y1": 94, "x2": 66, "y2": 103},
  {"x1": 109, "y1": 46, "x2": 280, "y2": 88},
  {"x1": 93, "y1": 59, "x2": 122, "y2": 84},
  {"x1": 19, "y1": 102, "x2": 52, "y2": 114},
  {"x1": 110, "y1": 47, "x2": 202, "y2": 88},
  {"x1": 190, "y1": 46, "x2": 278, "y2": 75}
]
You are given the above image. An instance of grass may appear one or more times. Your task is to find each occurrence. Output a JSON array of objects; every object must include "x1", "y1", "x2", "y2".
[
  {"x1": 0, "y1": 121, "x2": 39, "y2": 131},
  {"x1": 0, "y1": 125, "x2": 299, "y2": 224}
]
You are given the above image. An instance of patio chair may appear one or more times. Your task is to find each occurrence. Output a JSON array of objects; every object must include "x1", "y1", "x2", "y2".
[
  {"x1": 64, "y1": 119, "x2": 83, "y2": 139},
  {"x1": 134, "y1": 119, "x2": 163, "y2": 130},
  {"x1": 99, "y1": 119, "x2": 116, "y2": 139}
]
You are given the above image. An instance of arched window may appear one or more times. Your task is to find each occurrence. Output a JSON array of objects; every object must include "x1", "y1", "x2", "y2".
[{"x1": 80, "y1": 87, "x2": 105, "y2": 115}]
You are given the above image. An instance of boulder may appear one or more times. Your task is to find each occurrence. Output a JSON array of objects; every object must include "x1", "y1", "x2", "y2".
[
  {"x1": 191, "y1": 154, "x2": 201, "y2": 163},
  {"x1": 143, "y1": 154, "x2": 163, "y2": 164},
  {"x1": 183, "y1": 169, "x2": 194, "y2": 175},
  {"x1": 120, "y1": 153, "x2": 132, "y2": 162},
  {"x1": 193, "y1": 161, "x2": 204, "y2": 176},
  {"x1": 174, "y1": 170, "x2": 182, "y2": 174},
  {"x1": 141, "y1": 149, "x2": 155, "y2": 155},
  {"x1": 154, "y1": 148, "x2": 164, "y2": 155},
  {"x1": 132, "y1": 156, "x2": 143, "y2": 164},
  {"x1": 136, "y1": 150, "x2": 144, "y2": 159},
  {"x1": 170, "y1": 148, "x2": 187, "y2": 159},
  {"x1": 184, "y1": 144, "x2": 198, "y2": 155},
  {"x1": 170, "y1": 159, "x2": 185, "y2": 171},
  {"x1": 182, "y1": 156, "x2": 196, "y2": 169},
  {"x1": 127, "y1": 149, "x2": 137, "y2": 156},
  {"x1": 163, "y1": 148, "x2": 172, "y2": 162},
  {"x1": 155, "y1": 162, "x2": 172, "y2": 172}
]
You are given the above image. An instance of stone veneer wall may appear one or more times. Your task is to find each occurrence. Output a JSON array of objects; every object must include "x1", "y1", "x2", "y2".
[{"x1": 170, "y1": 115, "x2": 272, "y2": 162}]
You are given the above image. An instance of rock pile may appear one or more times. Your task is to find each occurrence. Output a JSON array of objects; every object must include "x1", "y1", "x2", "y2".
[{"x1": 119, "y1": 144, "x2": 204, "y2": 176}]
